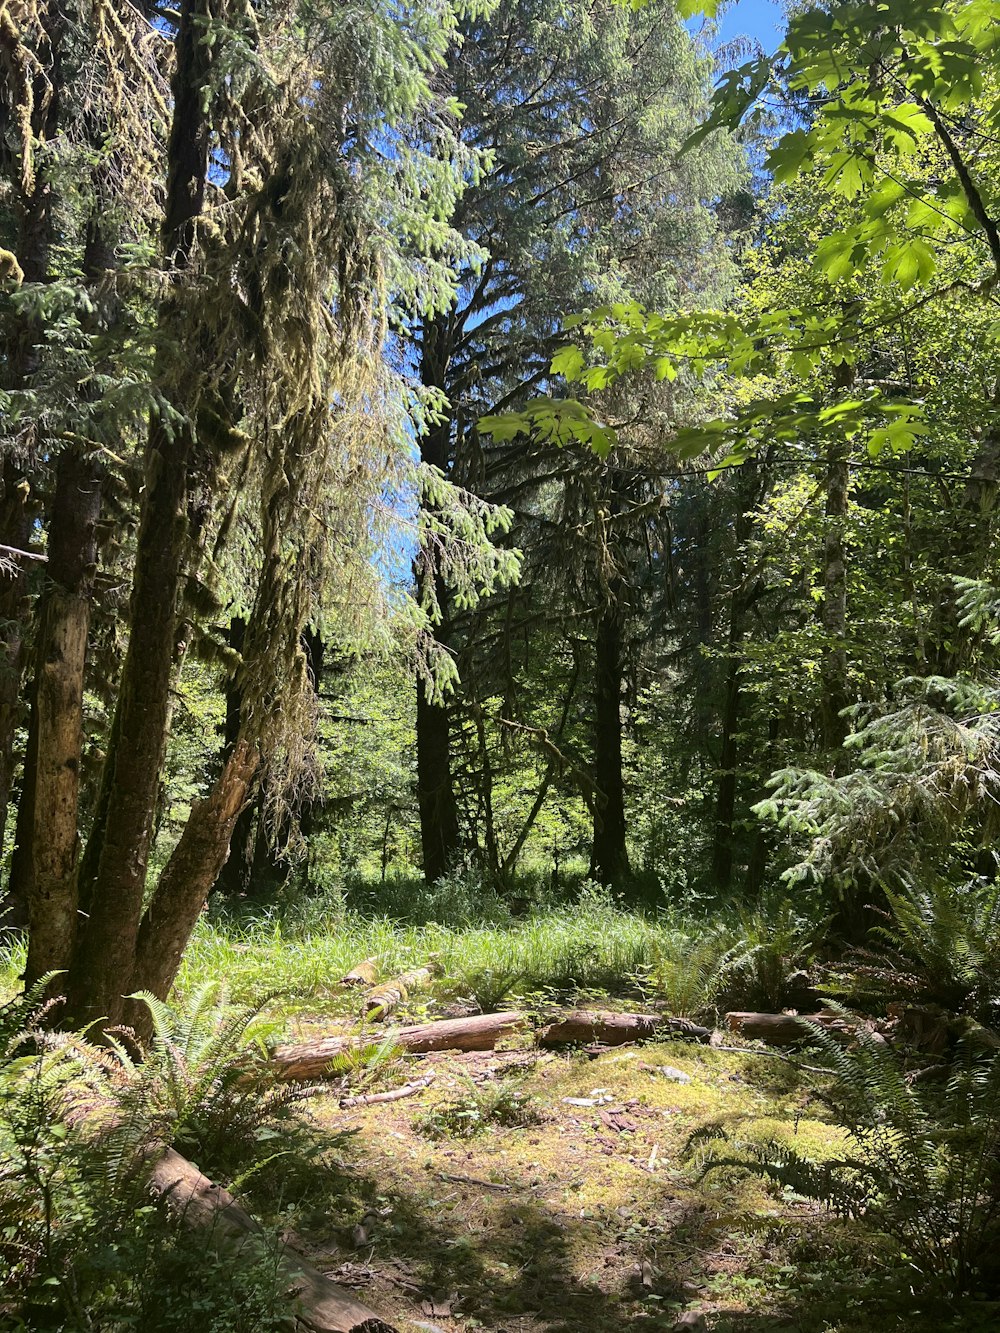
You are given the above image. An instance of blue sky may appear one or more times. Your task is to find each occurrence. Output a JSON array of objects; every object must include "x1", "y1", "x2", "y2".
[{"x1": 714, "y1": 0, "x2": 784, "y2": 51}]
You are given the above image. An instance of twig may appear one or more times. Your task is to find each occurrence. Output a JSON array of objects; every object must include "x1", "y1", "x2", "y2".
[
  {"x1": 435, "y1": 1170, "x2": 511, "y2": 1193},
  {"x1": 338, "y1": 1073, "x2": 436, "y2": 1109},
  {"x1": 711, "y1": 1044, "x2": 834, "y2": 1076},
  {"x1": 0, "y1": 543, "x2": 46, "y2": 563}
]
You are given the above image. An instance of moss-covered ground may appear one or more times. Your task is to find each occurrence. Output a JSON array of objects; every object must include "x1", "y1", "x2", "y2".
[{"x1": 251, "y1": 1031, "x2": 997, "y2": 1333}]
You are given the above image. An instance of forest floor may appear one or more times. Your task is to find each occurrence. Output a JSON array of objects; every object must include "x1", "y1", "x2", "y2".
[
  {"x1": 259, "y1": 1021, "x2": 997, "y2": 1333},
  {"x1": 4, "y1": 900, "x2": 1000, "y2": 1331}
]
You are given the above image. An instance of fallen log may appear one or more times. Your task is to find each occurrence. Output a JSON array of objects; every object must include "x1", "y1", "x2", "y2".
[
  {"x1": 149, "y1": 1147, "x2": 396, "y2": 1332},
  {"x1": 536, "y1": 1010, "x2": 711, "y2": 1049},
  {"x1": 340, "y1": 957, "x2": 379, "y2": 988},
  {"x1": 725, "y1": 1011, "x2": 853, "y2": 1046},
  {"x1": 363, "y1": 961, "x2": 441, "y2": 1019},
  {"x1": 272, "y1": 1011, "x2": 528, "y2": 1080}
]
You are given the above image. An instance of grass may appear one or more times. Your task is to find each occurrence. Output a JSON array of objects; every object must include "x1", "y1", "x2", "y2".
[{"x1": 170, "y1": 888, "x2": 686, "y2": 1024}]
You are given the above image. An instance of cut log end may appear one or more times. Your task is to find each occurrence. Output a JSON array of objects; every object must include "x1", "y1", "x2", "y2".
[{"x1": 340, "y1": 957, "x2": 379, "y2": 987}]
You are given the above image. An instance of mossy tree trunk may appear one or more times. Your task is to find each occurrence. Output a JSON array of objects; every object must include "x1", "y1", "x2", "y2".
[{"x1": 66, "y1": 0, "x2": 214, "y2": 1027}]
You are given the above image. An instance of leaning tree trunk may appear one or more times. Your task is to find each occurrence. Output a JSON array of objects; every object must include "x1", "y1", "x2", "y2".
[
  {"x1": 66, "y1": 0, "x2": 213, "y2": 1028},
  {"x1": 590, "y1": 579, "x2": 630, "y2": 886},
  {"x1": 24, "y1": 449, "x2": 102, "y2": 986},
  {"x1": 124, "y1": 740, "x2": 259, "y2": 1031}
]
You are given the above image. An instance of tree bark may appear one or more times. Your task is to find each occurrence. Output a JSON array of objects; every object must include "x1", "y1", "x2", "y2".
[
  {"x1": 416, "y1": 668, "x2": 461, "y2": 883},
  {"x1": 710, "y1": 644, "x2": 742, "y2": 892},
  {"x1": 363, "y1": 961, "x2": 440, "y2": 1019},
  {"x1": 536, "y1": 1010, "x2": 711, "y2": 1048},
  {"x1": 930, "y1": 408, "x2": 1000, "y2": 674},
  {"x1": 0, "y1": 466, "x2": 37, "y2": 880},
  {"x1": 820, "y1": 438, "x2": 850, "y2": 752},
  {"x1": 590, "y1": 580, "x2": 630, "y2": 886},
  {"x1": 125, "y1": 739, "x2": 258, "y2": 1019},
  {"x1": 24, "y1": 448, "x2": 102, "y2": 985},
  {"x1": 821, "y1": 363, "x2": 854, "y2": 754},
  {"x1": 0, "y1": 6, "x2": 65, "y2": 880},
  {"x1": 67, "y1": 0, "x2": 213, "y2": 1027},
  {"x1": 725, "y1": 1010, "x2": 852, "y2": 1045},
  {"x1": 415, "y1": 317, "x2": 462, "y2": 884}
]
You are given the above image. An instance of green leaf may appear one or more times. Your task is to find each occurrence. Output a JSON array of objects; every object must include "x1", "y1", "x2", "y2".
[
  {"x1": 549, "y1": 344, "x2": 585, "y2": 381},
  {"x1": 882, "y1": 237, "x2": 936, "y2": 289},
  {"x1": 674, "y1": 0, "x2": 719, "y2": 17}
]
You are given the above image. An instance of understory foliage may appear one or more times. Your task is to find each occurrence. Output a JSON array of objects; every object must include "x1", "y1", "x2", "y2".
[
  {"x1": 7, "y1": 0, "x2": 1000, "y2": 1324},
  {"x1": 0, "y1": 981, "x2": 311, "y2": 1328},
  {"x1": 695, "y1": 1022, "x2": 1000, "y2": 1300}
]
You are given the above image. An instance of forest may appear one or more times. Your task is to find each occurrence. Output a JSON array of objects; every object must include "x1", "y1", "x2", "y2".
[{"x1": 3, "y1": 0, "x2": 1000, "y2": 1328}]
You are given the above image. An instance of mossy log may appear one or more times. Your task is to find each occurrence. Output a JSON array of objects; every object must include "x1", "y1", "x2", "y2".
[
  {"x1": 536, "y1": 1010, "x2": 711, "y2": 1049},
  {"x1": 340, "y1": 957, "x2": 378, "y2": 987},
  {"x1": 725, "y1": 1011, "x2": 852, "y2": 1045},
  {"x1": 272, "y1": 1011, "x2": 529, "y2": 1080},
  {"x1": 148, "y1": 1147, "x2": 396, "y2": 1332},
  {"x1": 363, "y1": 960, "x2": 441, "y2": 1019}
]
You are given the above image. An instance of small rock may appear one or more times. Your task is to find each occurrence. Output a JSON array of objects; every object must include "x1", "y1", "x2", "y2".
[
  {"x1": 671, "y1": 1313, "x2": 708, "y2": 1332},
  {"x1": 657, "y1": 1066, "x2": 692, "y2": 1083}
]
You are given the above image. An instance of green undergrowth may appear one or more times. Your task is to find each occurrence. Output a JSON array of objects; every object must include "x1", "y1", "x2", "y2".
[
  {"x1": 173, "y1": 889, "x2": 680, "y2": 1021},
  {"x1": 155, "y1": 882, "x2": 823, "y2": 1029}
]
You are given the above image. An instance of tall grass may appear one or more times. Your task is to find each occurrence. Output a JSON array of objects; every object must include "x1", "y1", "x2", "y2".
[{"x1": 177, "y1": 883, "x2": 685, "y2": 1018}]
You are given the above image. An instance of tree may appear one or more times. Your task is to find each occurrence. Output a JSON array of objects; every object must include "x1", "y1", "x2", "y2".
[
  {"x1": 408, "y1": 0, "x2": 746, "y2": 881},
  {"x1": 1, "y1": 0, "x2": 508, "y2": 1027}
]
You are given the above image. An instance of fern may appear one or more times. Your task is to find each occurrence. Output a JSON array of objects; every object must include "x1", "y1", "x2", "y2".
[
  {"x1": 692, "y1": 1017, "x2": 1000, "y2": 1297},
  {"x1": 828, "y1": 877, "x2": 1000, "y2": 1026},
  {"x1": 112, "y1": 985, "x2": 312, "y2": 1177}
]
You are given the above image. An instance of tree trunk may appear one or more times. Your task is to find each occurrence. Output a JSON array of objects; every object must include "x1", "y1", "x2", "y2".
[
  {"x1": 24, "y1": 448, "x2": 102, "y2": 986},
  {"x1": 821, "y1": 362, "x2": 854, "y2": 754},
  {"x1": 125, "y1": 739, "x2": 258, "y2": 1022},
  {"x1": 725, "y1": 1010, "x2": 852, "y2": 1045},
  {"x1": 212, "y1": 617, "x2": 257, "y2": 897},
  {"x1": 820, "y1": 438, "x2": 850, "y2": 752},
  {"x1": 0, "y1": 465, "x2": 37, "y2": 880},
  {"x1": 930, "y1": 407, "x2": 1000, "y2": 674},
  {"x1": 416, "y1": 670, "x2": 460, "y2": 883},
  {"x1": 536, "y1": 1010, "x2": 711, "y2": 1048},
  {"x1": 0, "y1": 7, "x2": 64, "y2": 881},
  {"x1": 710, "y1": 645, "x2": 741, "y2": 893},
  {"x1": 67, "y1": 0, "x2": 213, "y2": 1027},
  {"x1": 590, "y1": 581, "x2": 629, "y2": 886},
  {"x1": 415, "y1": 316, "x2": 462, "y2": 883}
]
